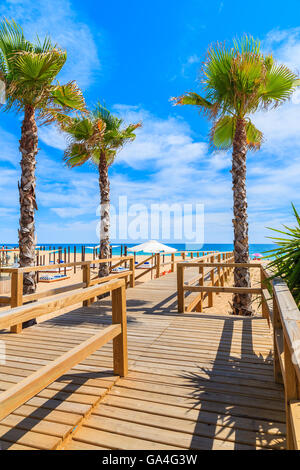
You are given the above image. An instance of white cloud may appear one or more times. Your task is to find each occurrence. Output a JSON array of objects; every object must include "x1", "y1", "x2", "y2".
[
  {"x1": 112, "y1": 105, "x2": 208, "y2": 170},
  {"x1": 0, "y1": 0, "x2": 101, "y2": 89},
  {"x1": 38, "y1": 126, "x2": 69, "y2": 151},
  {"x1": 0, "y1": 127, "x2": 20, "y2": 166},
  {"x1": 263, "y1": 28, "x2": 300, "y2": 73}
]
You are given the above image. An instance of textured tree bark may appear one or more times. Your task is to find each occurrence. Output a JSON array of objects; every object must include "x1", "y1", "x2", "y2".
[
  {"x1": 231, "y1": 118, "x2": 252, "y2": 316},
  {"x1": 18, "y1": 105, "x2": 38, "y2": 295},
  {"x1": 98, "y1": 150, "x2": 110, "y2": 278}
]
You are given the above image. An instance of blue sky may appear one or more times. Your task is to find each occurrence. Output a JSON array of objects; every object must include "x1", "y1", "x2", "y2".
[{"x1": 1, "y1": 0, "x2": 300, "y2": 244}]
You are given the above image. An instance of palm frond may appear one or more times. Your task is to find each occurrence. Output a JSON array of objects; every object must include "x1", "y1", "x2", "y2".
[
  {"x1": 171, "y1": 34, "x2": 299, "y2": 149},
  {"x1": 0, "y1": 19, "x2": 32, "y2": 67},
  {"x1": 60, "y1": 104, "x2": 141, "y2": 169},
  {"x1": 50, "y1": 82, "x2": 86, "y2": 110},
  {"x1": 13, "y1": 49, "x2": 66, "y2": 86},
  {"x1": 63, "y1": 142, "x2": 90, "y2": 168},
  {"x1": 266, "y1": 203, "x2": 300, "y2": 306},
  {"x1": 212, "y1": 115, "x2": 235, "y2": 149},
  {"x1": 245, "y1": 120, "x2": 263, "y2": 150},
  {"x1": 261, "y1": 64, "x2": 298, "y2": 106}
]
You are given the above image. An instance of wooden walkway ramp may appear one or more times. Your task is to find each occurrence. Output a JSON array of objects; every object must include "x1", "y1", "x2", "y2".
[{"x1": 0, "y1": 269, "x2": 285, "y2": 450}]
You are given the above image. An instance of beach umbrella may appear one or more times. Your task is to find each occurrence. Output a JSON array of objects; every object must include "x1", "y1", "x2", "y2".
[
  {"x1": 128, "y1": 240, "x2": 177, "y2": 253},
  {"x1": 253, "y1": 253, "x2": 263, "y2": 258}
]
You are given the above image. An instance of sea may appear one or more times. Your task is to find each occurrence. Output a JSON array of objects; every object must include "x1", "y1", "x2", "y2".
[{"x1": 2, "y1": 243, "x2": 275, "y2": 258}]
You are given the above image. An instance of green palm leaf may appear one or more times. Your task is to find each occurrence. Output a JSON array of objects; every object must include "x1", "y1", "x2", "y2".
[
  {"x1": 171, "y1": 34, "x2": 299, "y2": 152},
  {"x1": 245, "y1": 120, "x2": 263, "y2": 149},
  {"x1": 212, "y1": 115, "x2": 235, "y2": 149},
  {"x1": 13, "y1": 50, "x2": 66, "y2": 85},
  {"x1": 60, "y1": 104, "x2": 141, "y2": 169},
  {"x1": 261, "y1": 64, "x2": 298, "y2": 105}
]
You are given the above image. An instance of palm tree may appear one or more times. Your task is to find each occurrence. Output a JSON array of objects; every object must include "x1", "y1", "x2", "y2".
[
  {"x1": 61, "y1": 103, "x2": 141, "y2": 277},
  {"x1": 0, "y1": 19, "x2": 85, "y2": 294},
  {"x1": 172, "y1": 36, "x2": 298, "y2": 315}
]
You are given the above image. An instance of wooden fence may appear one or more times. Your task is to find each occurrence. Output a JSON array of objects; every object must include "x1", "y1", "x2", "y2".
[
  {"x1": 0, "y1": 251, "x2": 217, "y2": 308},
  {"x1": 177, "y1": 252, "x2": 235, "y2": 312},
  {"x1": 134, "y1": 250, "x2": 217, "y2": 282},
  {"x1": 0, "y1": 256, "x2": 134, "y2": 333},
  {"x1": 0, "y1": 277, "x2": 128, "y2": 423}
]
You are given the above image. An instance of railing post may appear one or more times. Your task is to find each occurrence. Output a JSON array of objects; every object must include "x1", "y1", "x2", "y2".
[
  {"x1": 273, "y1": 294, "x2": 283, "y2": 385},
  {"x1": 216, "y1": 253, "x2": 221, "y2": 286},
  {"x1": 284, "y1": 334, "x2": 298, "y2": 449},
  {"x1": 190, "y1": 252, "x2": 194, "y2": 259},
  {"x1": 10, "y1": 270, "x2": 23, "y2": 333},
  {"x1": 171, "y1": 253, "x2": 175, "y2": 272},
  {"x1": 260, "y1": 267, "x2": 269, "y2": 320},
  {"x1": 208, "y1": 256, "x2": 214, "y2": 307},
  {"x1": 182, "y1": 252, "x2": 186, "y2": 260},
  {"x1": 83, "y1": 263, "x2": 91, "y2": 307},
  {"x1": 156, "y1": 253, "x2": 161, "y2": 278},
  {"x1": 177, "y1": 263, "x2": 185, "y2": 313},
  {"x1": 129, "y1": 257, "x2": 135, "y2": 288},
  {"x1": 112, "y1": 284, "x2": 128, "y2": 376},
  {"x1": 198, "y1": 259, "x2": 204, "y2": 312},
  {"x1": 219, "y1": 253, "x2": 224, "y2": 287}
]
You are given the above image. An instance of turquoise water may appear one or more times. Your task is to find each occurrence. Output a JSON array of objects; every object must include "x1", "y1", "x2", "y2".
[{"x1": 2, "y1": 242, "x2": 275, "y2": 258}]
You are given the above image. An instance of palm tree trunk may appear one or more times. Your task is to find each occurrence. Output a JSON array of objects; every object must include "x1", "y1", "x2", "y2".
[
  {"x1": 231, "y1": 118, "x2": 252, "y2": 316},
  {"x1": 98, "y1": 150, "x2": 110, "y2": 278},
  {"x1": 18, "y1": 104, "x2": 38, "y2": 295}
]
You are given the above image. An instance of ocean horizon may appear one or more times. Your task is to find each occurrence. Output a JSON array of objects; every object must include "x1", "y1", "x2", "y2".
[{"x1": 1, "y1": 242, "x2": 275, "y2": 257}]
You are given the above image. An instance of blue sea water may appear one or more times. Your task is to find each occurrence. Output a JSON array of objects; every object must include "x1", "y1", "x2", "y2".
[{"x1": 2, "y1": 242, "x2": 275, "y2": 258}]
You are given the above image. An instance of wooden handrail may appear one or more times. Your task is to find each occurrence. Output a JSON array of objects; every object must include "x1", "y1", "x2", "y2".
[
  {"x1": 0, "y1": 255, "x2": 134, "y2": 273},
  {"x1": 0, "y1": 277, "x2": 128, "y2": 422},
  {"x1": 261, "y1": 265, "x2": 300, "y2": 450},
  {"x1": 0, "y1": 278, "x2": 125, "y2": 331}
]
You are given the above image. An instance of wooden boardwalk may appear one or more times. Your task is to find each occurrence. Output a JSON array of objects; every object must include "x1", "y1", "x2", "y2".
[{"x1": 0, "y1": 269, "x2": 285, "y2": 450}]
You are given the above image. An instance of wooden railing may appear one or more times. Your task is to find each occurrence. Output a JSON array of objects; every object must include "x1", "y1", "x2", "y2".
[
  {"x1": 261, "y1": 265, "x2": 300, "y2": 450},
  {"x1": 0, "y1": 251, "x2": 218, "y2": 332},
  {"x1": 133, "y1": 250, "x2": 217, "y2": 282},
  {"x1": 0, "y1": 256, "x2": 135, "y2": 330},
  {"x1": 177, "y1": 252, "x2": 236, "y2": 312},
  {"x1": 0, "y1": 277, "x2": 128, "y2": 422}
]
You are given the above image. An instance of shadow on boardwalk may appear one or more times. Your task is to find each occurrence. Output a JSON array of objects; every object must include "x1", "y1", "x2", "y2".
[{"x1": 180, "y1": 317, "x2": 285, "y2": 449}]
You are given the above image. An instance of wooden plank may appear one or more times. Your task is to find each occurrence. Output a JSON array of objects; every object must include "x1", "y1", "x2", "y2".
[
  {"x1": 112, "y1": 285, "x2": 128, "y2": 376},
  {"x1": 183, "y1": 285, "x2": 262, "y2": 294},
  {"x1": 0, "y1": 324, "x2": 121, "y2": 422},
  {"x1": 95, "y1": 402, "x2": 284, "y2": 449},
  {"x1": 179, "y1": 262, "x2": 260, "y2": 268},
  {"x1": 290, "y1": 400, "x2": 300, "y2": 450},
  {"x1": 0, "y1": 256, "x2": 134, "y2": 273},
  {"x1": 89, "y1": 270, "x2": 132, "y2": 286},
  {"x1": 0, "y1": 423, "x2": 61, "y2": 450},
  {"x1": 23, "y1": 283, "x2": 85, "y2": 303}
]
